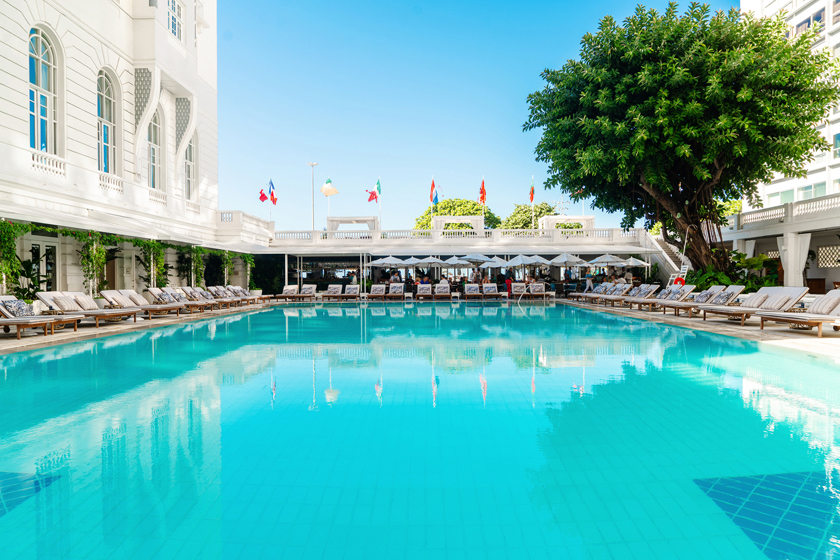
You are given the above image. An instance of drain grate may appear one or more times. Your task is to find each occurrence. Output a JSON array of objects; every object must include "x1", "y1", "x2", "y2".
[
  {"x1": 0, "y1": 472, "x2": 61, "y2": 519},
  {"x1": 695, "y1": 472, "x2": 840, "y2": 560}
]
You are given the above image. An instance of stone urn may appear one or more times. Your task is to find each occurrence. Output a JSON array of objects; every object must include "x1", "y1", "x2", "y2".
[
  {"x1": 250, "y1": 289, "x2": 263, "y2": 297},
  {"x1": 95, "y1": 298, "x2": 108, "y2": 309}
]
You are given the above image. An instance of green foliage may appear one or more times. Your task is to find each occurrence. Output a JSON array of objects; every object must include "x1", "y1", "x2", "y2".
[
  {"x1": 719, "y1": 199, "x2": 742, "y2": 217},
  {"x1": 685, "y1": 250, "x2": 779, "y2": 292},
  {"x1": 12, "y1": 254, "x2": 47, "y2": 301},
  {"x1": 191, "y1": 246, "x2": 207, "y2": 287},
  {"x1": 414, "y1": 199, "x2": 501, "y2": 229},
  {"x1": 0, "y1": 220, "x2": 34, "y2": 292},
  {"x1": 75, "y1": 231, "x2": 109, "y2": 293},
  {"x1": 176, "y1": 249, "x2": 192, "y2": 283},
  {"x1": 501, "y1": 202, "x2": 556, "y2": 229},
  {"x1": 221, "y1": 251, "x2": 235, "y2": 284},
  {"x1": 240, "y1": 253, "x2": 256, "y2": 289},
  {"x1": 524, "y1": 2, "x2": 840, "y2": 270},
  {"x1": 642, "y1": 262, "x2": 660, "y2": 284},
  {"x1": 133, "y1": 240, "x2": 171, "y2": 289}
]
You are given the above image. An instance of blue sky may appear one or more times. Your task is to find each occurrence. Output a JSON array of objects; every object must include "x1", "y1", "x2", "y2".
[{"x1": 218, "y1": 0, "x2": 734, "y2": 231}]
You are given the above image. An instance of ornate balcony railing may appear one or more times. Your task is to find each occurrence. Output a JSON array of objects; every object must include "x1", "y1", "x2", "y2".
[
  {"x1": 31, "y1": 150, "x2": 66, "y2": 178},
  {"x1": 98, "y1": 173, "x2": 124, "y2": 194}
]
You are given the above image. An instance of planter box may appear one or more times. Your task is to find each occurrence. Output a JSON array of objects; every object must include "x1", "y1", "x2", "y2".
[
  {"x1": 250, "y1": 289, "x2": 263, "y2": 297},
  {"x1": 95, "y1": 298, "x2": 108, "y2": 309}
]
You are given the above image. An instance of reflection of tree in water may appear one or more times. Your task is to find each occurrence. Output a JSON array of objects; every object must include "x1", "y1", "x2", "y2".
[{"x1": 527, "y1": 347, "x2": 815, "y2": 545}]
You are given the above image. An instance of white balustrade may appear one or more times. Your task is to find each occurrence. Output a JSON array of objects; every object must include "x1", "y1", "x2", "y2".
[
  {"x1": 98, "y1": 173, "x2": 124, "y2": 194},
  {"x1": 186, "y1": 201, "x2": 200, "y2": 213},
  {"x1": 274, "y1": 231, "x2": 312, "y2": 240},
  {"x1": 793, "y1": 193, "x2": 840, "y2": 216},
  {"x1": 148, "y1": 189, "x2": 167, "y2": 205},
  {"x1": 31, "y1": 151, "x2": 66, "y2": 178},
  {"x1": 220, "y1": 211, "x2": 233, "y2": 222},
  {"x1": 741, "y1": 206, "x2": 784, "y2": 225}
]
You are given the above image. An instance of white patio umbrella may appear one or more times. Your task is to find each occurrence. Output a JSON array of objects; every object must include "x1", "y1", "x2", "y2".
[
  {"x1": 445, "y1": 256, "x2": 472, "y2": 266},
  {"x1": 550, "y1": 253, "x2": 587, "y2": 266},
  {"x1": 402, "y1": 257, "x2": 423, "y2": 265},
  {"x1": 528, "y1": 255, "x2": 551, "y2": 265},
  {"x1": 367, "y1": 256, "x2": 406, "y2": 267},
  {"x1": 505, "y1": 255, "x2": 537, "y2": 267},
  {"x1": 417, "y1": 256, "x2": 447, "y2": 267},
  {"x1": 460, "y1": 253, "x2": 493, "y2": 264},
  {"x1": 623, "y1": 257, "x2": 651, "y2": 267},
  {"x1": 588, "y1": 254, "x2": 627, "y2": 266},
  {"x1": 505, "y1": 255, "x2": 537, "y2": 280}
]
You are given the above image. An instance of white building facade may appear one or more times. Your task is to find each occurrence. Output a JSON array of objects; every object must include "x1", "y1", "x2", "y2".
[
  {"x1": 730, "y1": 0, "x2": 840, "y2": 291},
  {"x1": 0, "y1": 0, "x2": 273, "y2": 293}
]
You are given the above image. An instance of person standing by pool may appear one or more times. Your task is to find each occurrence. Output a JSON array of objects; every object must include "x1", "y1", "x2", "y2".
[
  {"x1": 505, "y1": 276, "x2": 513, "y2": 296},
  {"x1": 583, "y1": 269, "x2": 594, "y2": 293}
]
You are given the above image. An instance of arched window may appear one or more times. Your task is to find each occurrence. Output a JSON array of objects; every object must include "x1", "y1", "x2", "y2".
[
  {"x1": 148, "y1": 111, "x2": 161, "y2": 189},
  {"x1": 184, "y1": 135, "x2": 195, "y2": 200},
  {"x1": 29, "y1": 28, "x2": 56, "y2": 153},
  {"x1": 97, "y1": 71, "x2": 116, "y2": 174}
]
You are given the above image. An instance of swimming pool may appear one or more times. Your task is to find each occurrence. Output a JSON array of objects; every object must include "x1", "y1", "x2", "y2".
[{"x1": 1, "y1": 302, "x2": 839, "y2": 559}]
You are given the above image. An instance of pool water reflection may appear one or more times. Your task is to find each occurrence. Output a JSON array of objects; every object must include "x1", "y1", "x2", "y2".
[{"x1": 1, "y1": 302, "x2": 839, "y2": 559}]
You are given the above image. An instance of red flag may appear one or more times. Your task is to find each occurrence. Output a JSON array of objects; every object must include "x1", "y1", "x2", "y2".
[
  {"x1": 366, "y1": 189, "x2": 379, "y2": 203},
  {"x1": 259, "y1": 189, "x2": 268, "y2": 202},
  {"x1": 529, "y1": 183, "x2": 534, "y2": 203},
  {"x1": 429, "y1": 179, "x2": 436, "y2": 203},
  {"x1": 479, "y1": 180, "x2": 486, "y2": 205}
]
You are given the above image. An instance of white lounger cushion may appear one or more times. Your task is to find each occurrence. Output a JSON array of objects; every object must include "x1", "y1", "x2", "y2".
[
  {"x1": 54, "y1": 296, "x2": 82, "y2": 312},
  {"x1": 75, "y1": 294, "x2": 99, "y2": 311},
  {"x1": 809, "y1": 296, "x2": 840, "y2": 316}
]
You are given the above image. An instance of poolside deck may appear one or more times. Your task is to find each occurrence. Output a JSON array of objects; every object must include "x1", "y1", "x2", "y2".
[{"x1": 1, "y1": 300, "x2": 838, "y2": 360}]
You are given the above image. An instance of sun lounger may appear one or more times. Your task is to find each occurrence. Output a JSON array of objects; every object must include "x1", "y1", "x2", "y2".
[
  {"x1": 293, "y1": 284, "x2": 318, "y2": 302},
  {"x1": 323, "y1": 285, "x2": 344, "y2": 301},
  {"x1": 529, "y1": 282, "x2": 550, "y2": 301},
  {"x1": 158, "y1": 287, "x2": 213, "y2": 313},
  {"x1": 580, "y1": 283, "x2": 618, "y2": 303},
  {"x1": 273, "y1": 285, "x2": 299, "y2": 302},
  {"x1": 181, "y1": 287, "x2": 223, "y2": 309},
  {"x1": 37, "y1": 291, "x2": 141, "y2": 327},
  {"x1": 629, "y1": 285, "x2": 696, "y2": 311},
  {"x1": 226, "y1": 285, "x2": 258, "y2": 305},
  {"x1": 434, "y1": 283, "x2": 452, "y2": 301},
  {"x1": 415, "y1": 284, "x2": 433, "y2": 300},
  {"x1": 511, "y1": 283, "x2": 529, "y2": 301},
  {"x1": 698, "y1": 286, "x2": 810, "y2": 326},
  {"x1": 340, "y1": 285, "x2": 361, "y2": 301},
  {"x1": 107, "y1": 289, "x2": 184, "y2": 319},
  {"x1": 464, "y1": 284, "x2": 482, "y2": 301},
  {"x1": 367, "y1": 284, "x2": 387, "y2": 301},
  {"x1": 0, "y1": 295, "x2": 82, "y2": 338},
  {"x1": 195, "y1": 287, "x2": 237, "y2": 308},
  {"x1": 210, "y1": 286, "x2": 245, "y2": 306},
  {"x1": 481, "y1": 284, "x2": 506, "y2": 301},
  {"x1": 756, "y1": 289, "x2": 840, "y2": 337},
  {"x1": 570, "y1": 283, "x2": 612, "y2": 302},
  {"x1": 599, "y1": 284, "x2": 647, "y2": 307},
  {"x1": 587, "y1": 283, "x2": 632, "y2": 305},
  {"x1": 660, "y1": 285, "x2": 743, "y2": 318},
  {"x1": 385, "y1": 283, "x2": 406, "y2": 300}
]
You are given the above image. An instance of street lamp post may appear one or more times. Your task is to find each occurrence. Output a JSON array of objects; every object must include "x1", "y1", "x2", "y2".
[{"x1": 307, "y1": 162, "x2": 318, "y2": 231}]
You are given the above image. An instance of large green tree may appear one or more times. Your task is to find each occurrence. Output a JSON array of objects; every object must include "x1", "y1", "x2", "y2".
[
  {"x1": 524, "y1": 3, "x2": 840, "y2": 269},
  {"x1": 414, "y1": 198, "x2": 501, "y2": 229},
  {"x1": 501, "y1": 202, "x2": 556, "y2": 229}
]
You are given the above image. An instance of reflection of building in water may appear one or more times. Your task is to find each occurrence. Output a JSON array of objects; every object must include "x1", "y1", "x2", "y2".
[
  {"x1": 0, "y1": 327, "x2": 285, "y2": 556},
  {"x1": 736, "y1": 365, "x2": 840, "y2": 492}
]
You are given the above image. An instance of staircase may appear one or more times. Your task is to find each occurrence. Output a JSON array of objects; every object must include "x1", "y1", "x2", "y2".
[{"x1": 654, "y1": 237, "x2": 685, "y2": 268}]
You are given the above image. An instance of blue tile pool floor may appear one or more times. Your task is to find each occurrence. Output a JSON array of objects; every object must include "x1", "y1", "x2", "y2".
[{"x1": 1, "y1": 302, "x2": 840, "y2": 559}]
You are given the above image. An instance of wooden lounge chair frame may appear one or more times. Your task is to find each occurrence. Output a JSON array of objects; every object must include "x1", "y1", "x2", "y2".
[{"x1": 699, "y1": 287, "x2": 810, "y2": 326}]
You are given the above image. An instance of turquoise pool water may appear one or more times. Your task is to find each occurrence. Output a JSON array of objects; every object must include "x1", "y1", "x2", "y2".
[{"x1": 1, "y1": 302, "x2": 839, "y2": 559}]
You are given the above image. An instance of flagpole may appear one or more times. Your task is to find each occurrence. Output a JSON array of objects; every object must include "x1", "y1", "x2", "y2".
[
  {"x1": 378, "y1": 176, "x2": 382, "y2": 230},
  {"x1": 482, "y1": 175, "x2": 485, "y2": 223},
  {"x1": 531, "y1": 175, "x2": 535, "y2": 230}
]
